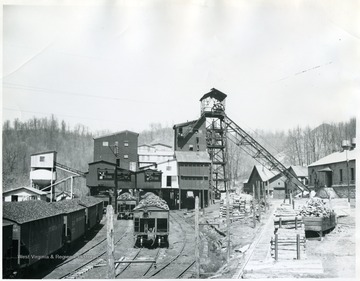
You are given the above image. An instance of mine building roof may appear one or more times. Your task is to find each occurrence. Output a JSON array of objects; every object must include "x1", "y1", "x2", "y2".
[
  {"x1": 308, "y1": 149, "x2": 357, "y2": 167},
  {"x1": 93, "y1": 130, "x2": 139, "y2": 140}
]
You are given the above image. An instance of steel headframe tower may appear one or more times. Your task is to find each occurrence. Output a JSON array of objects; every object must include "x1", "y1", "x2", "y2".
[{"x1": 200, "y1": 88, "x2": 229, "y2": 198}]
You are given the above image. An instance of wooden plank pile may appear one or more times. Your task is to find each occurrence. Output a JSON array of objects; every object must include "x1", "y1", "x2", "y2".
[
  {"x1": 219, "y1": 199, "x2": 233, "y2": 218},
  {"x1": 274, "y1": 204, "x2": 303, "y2": 229}
]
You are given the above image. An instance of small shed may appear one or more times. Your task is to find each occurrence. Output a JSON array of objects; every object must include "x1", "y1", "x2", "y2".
[{"x1": 3, "y1": 186, "x2": 48, "y2": 202}]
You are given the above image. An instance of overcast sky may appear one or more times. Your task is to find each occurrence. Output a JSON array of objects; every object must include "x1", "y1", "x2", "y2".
[{"x1": 2, "y1": 0, "x2": 360, "y2": 134}]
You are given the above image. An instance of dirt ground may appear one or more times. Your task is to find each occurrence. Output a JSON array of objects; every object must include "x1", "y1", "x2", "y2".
[
  {"x1": 186, "y1": 199, "x2": 357, "y2": 279},
  {"x1": 181, "y1": 200, "x2": 275, "y2": 278},
  {"x1": 305, "y1": 207, "x2": 356, "y2": 278}
]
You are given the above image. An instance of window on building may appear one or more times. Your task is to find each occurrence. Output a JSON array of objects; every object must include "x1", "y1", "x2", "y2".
[
  {"x1": 11, "y1": 195, "x2": 18, "y2": 202},
  {"x1": 124, "y1": 141, "x2": 129, "y2": 147},
  {"x1": 179, "y1": 128, "x2": 183, "y2": 135},
  {"x1": 189, "y1": 145, "x2": 194, "y2": 151},
  {"x1": 40, "y1": 156, "x2": 45, "y2": 162},
  {"x1": 167, "y1": 176, "x2": 172, "y2": 187},
  {"x1": 196, "y1": 137, "x2": 199, "y2": 143},
  {"x1": 340, "y1": 169, "x2": 343, "y2": 182},
  {"x1": 103, "y1": 141, "x2": 109, "y2": 146},
  {"x1": 124, "y1": 155, "x2": 129, "y2": 159},
  {"x1": 351, "y1": 168, "x2": 355, "y2": 181}
]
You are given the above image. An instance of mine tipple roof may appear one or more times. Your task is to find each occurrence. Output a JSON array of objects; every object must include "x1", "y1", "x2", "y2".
[
  {"x1": 3, "y1": 200, "x2": 64, "y2": 224},
  {"x1": 78, "y1": 196, "x2": 102, "y2": 207},
  {"x1": 175, "y1": 151, "x2": 211, "y2": 163},
  {"x1": 308, "y1": 149, "x2": 357, "y2": 167},
  {"x1": 51, "y1": 199, "x2": 86, "y2": 213},
  {"x1": 200, "y1": 88, "x2": 227, "y2": 102}
]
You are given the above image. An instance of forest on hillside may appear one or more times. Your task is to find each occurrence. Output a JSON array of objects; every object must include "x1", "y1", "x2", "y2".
[{"x1": 2, "y1": 116, "x2": 356, "y2": 194}]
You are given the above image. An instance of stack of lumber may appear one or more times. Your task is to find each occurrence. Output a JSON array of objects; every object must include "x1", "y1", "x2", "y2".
[
  {"x1": 219, "y1": 200, "x2": 233, "y2": 218},
  {"x1": 134, "y1": 193, "x2": 169, "y2": 210},
  {"x1": 270, "y1": 228, "x2": 306, "y2": 260}
]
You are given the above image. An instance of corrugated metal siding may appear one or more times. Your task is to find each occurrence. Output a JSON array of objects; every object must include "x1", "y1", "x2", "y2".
[{"x1": 178, "y1": 163, "x2": 210, "y2": 190}]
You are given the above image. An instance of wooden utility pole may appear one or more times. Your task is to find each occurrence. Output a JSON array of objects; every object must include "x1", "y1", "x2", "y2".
[
  {"x1": 195, "y1": 196, "x2": 200, "y2": 278},
  {"x1": 106, "y1": 205, "x2": 115, "y2": 279},
  {"x1": 226, "y1": 188, "x2": 231, "y2": 262}
]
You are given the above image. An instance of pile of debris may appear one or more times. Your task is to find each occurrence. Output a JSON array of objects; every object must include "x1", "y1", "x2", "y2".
[
  {"x1": 135, "y1": 192, "x2": 169, "y2": 210},
  {"x1": 297, "y1": 197, "x2": 334, "y2": 218}
]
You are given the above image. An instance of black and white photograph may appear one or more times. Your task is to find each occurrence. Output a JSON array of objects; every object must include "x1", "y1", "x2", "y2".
[{"x1": 2, "y1": 0, "x2": 359, "y2": 279}]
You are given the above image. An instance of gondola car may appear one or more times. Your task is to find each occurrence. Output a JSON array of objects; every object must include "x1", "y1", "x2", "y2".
[
  {"x1": 117, "y1": 192, "x2": 137, "y2": 220},
  {"x1": 2, "y1": 201, "x2": 64, "y2": 274},
  {"x1": 133, "y1": 193, "x2": 169, "y2": 248}
]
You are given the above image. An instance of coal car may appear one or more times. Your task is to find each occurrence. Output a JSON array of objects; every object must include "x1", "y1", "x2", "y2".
[
  {"x1": 117, "y1": 192, "x2": 137, "y2": 220},
  {"x1": 51, "y1": 200, "x2": 86, "y2": 246},
  {"x1": 2, "y1": 201, "x2": 64, "y2": 273},
  {"x1": 133, "y1": 193, "x2": 169, "y2": 248}
]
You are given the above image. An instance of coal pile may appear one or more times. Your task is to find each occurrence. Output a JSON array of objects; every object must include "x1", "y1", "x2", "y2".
[
  {"x1": 118, "y1": 192, "x2": 136, "y2": 201},
  {"x1": 134, "y1": 192, "x2": 169, "y2": 210},
  {"x1": 297, "y1": 197, "x2": 334, "y2": 218}
]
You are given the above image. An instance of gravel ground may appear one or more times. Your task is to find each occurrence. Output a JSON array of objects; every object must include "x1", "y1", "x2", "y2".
[{"x1": 305, "y1": 207, "x2": 356, "y2": 278}]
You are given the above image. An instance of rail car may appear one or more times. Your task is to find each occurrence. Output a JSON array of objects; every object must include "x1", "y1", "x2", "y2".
[
  {"x1": 133, "y1": 193, "x2": 169, "y2": 248},
  {"x1": 2, "y1": 196, "x2": 103, "y2": 278},
  {"x1": 117, "y1": 192, "x2": 137, "y2": 220}
]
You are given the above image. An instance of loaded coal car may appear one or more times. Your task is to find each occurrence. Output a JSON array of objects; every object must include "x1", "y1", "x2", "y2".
[
  {"x1": 2, "y1": 200, "x2": 64, "y2": 276},
  {"x1": 133, "y1": 192, "x2": 169, "y2": 248},
  {"x1": 51, "y1": 200, "x2": 86, "y2": 247},
  {"x1": 117, "y1": 192, "x2": 137, "y2": 220}
]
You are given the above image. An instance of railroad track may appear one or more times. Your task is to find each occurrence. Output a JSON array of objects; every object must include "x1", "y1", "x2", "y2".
[
  {"x1": 115, "y1": 247, "x2": 163, "y2": 278},
  {"x1": 48, "y1": 220, "x2": 132, "y2": 279},
  {"x1": 143, "y1": 211, "x2": 197, "y2": 279}
]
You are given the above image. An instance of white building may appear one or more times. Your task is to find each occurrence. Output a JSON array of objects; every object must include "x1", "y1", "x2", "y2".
[
  {"x1": 3, "y1": 186, "x2": 48, "y2": 202},
  {"x1": 138, "y1": 143, "x2": 174, "y2": 168}
]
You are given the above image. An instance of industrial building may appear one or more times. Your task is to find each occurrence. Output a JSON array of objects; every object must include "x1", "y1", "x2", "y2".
[{"x1": 308, "y1": 146, "x2": 357, "y2": 199}]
